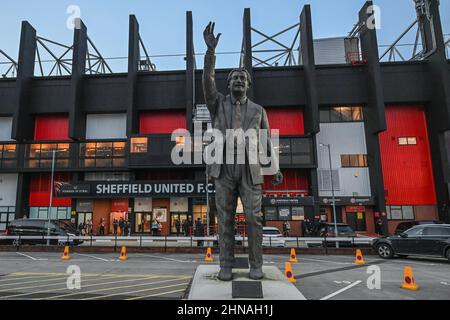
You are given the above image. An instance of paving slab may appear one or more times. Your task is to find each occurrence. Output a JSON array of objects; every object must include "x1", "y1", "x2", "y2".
[{"x1": 188, "y1": 265, "x2": 306, "y2": 300}]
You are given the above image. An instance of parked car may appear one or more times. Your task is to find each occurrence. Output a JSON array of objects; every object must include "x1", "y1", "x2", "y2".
[
  {"x1": 262, "y1": 227, "x2": 286, "y2": 248},
  {"x1": 2, "y1": 219, "x2": 83, "y2": 246},
  {"x1": 394, "y1": 220, "x2": 443, "y2": 235},
  {"x1": 373, "y1": 224, "x2": 450, "y2": 261},
  {"x1": 308, "y1": 223, "x2": 359, "y2": 248}
]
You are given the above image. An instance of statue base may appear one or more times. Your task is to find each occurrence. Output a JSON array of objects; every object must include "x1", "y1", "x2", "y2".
[{"x1": 188, "y1": 265, "x2": 306, "y2": 300}]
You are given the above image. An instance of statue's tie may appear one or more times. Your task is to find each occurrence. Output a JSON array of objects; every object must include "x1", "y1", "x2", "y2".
[{"x1": 233, "y1": 101, "x2": 242, "y2": 129}]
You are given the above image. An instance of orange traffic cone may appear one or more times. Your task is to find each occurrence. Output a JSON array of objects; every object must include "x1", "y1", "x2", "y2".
[
  {"x1": 289, "y1": 248, "x2": 298, "y2": 263},
  {"x1": 119, "y1": 246, "x2": 128, "y2": 261},
  {"x1": 61, "y1": 245, "x2": 71, "y2": 260},
  {"x1": 205, "y1": 247, "x2": 214, "y2": 262},
  {"x1": 285, "y1": 262, "x2": 296, "y2": 284},
  {"x1": 355, "y1": 249, "x2": 365, "y2": 265},
  {"x1": 401, "y1": 266, "x2": 419, "y2": 291}
]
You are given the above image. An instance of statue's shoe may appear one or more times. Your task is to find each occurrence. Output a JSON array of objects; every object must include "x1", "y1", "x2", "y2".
[
  {"x1": 249, "y1": 268, "x2": 264, "y2": 280},
  {"x1": 218, "y1": 268, "x2": 233, "y2": 281}
]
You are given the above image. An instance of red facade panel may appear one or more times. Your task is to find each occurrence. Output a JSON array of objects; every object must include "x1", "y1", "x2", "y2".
[
  {"x1": 379, "y1": 105, "x2": 436, "y2": 205},
  {"x1": 263, "y1": 169, "x2": 309, "y2": 196},
  {"x1": 34, "y1": 115, "x2": 70, "y2": 141},
  {"x1": 139, "y1": 111, "x2": 186, "y2": 134},
  {"x1": 29, "y1": 173, "x2": 72, "y2": 207},
  {"x1": 265, "y1": 107, "x2": 304, "y2": 135}
]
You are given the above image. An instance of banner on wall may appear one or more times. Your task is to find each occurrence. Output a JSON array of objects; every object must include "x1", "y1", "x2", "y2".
[{"x1": 54, "y1": 181, "x2": 215, "y2": 198}]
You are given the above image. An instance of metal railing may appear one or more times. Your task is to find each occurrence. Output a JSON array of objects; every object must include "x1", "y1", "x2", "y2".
[{"x1": 0, "y1": 235, "x2": 376, "y2": 252}]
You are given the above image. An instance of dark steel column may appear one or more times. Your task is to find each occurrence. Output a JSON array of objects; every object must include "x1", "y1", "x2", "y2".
[
  {"x1": 186, "y1": 11, "x2": 195, "y2": 133},
  {"x1": 69, "y1": 19, "x2": 87, "y2": 140},
  {"x1": 12, "y1": 21, "x2": 36, "y2": 141},
  {"x1": 127, "y1": 15, "x2": 140, "y2": 136},
  {"x1": 300, "y1": 4, "x2": 319, "y2": 135},
  {"x1": 243, "y1": 8, "x2": 254, "y2": 100},
  {"x1": 423, "y1": 0, "x2": 450, "y2": 223},
  {"x1": 300, "y1": 5, "x2": 320, "y2": 218},
  {"x1": 359, "y1": 1, "x2": 388, "y2": 234}
]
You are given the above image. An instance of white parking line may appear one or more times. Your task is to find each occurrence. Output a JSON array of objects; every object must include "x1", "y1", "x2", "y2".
[
  {"x1": 320, "y1": 280, "x2": 362, "y2": 300},
  {"x1": 16, "y1": 252, "x2": 38, "y2": 261},
  {"x1": 134, "y1": 253, "x2": 192, "y2": 263},
  {"x1": 76, "y1": 253, "x2": 111, "y2": 262}
]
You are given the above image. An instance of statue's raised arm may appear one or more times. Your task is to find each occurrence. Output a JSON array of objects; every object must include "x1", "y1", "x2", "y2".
[{"x1": 202, "y1": 22, "x2": 222, "y2": 119}]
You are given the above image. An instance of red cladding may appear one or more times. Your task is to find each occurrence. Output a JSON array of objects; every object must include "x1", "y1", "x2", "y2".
[
  {"x1": 140, "y1": 111, "x2": 186, "y2": 134},
  {"x1": 379, "y1": 105, "x2": 436, "y2": 205},
  {"x1": 111, "y1": 199, "x2": 129, "y2": 212},
  {"x1": 34, "y1": 115, "x2": 70, "y2": 141},
  {"x1": 263, "y1": 169, "x2": 309, "y2": 196},
  {"x1": 29, "y1": 173, "x2": 72, "y2": 207},
  {"x1": 265, "y1": 107, "x2": 304, "y2": 135}
]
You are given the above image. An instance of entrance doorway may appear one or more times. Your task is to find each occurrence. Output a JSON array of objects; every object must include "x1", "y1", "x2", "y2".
[
  {"x1": 171, "y1": 213, "x2": 187, "y2": 235},
  {"x1": 110, "y1": 211, "x2": 128, "y2": 235},
  {"x1": 346, "y1": 212, "x2": 367, "y2": 232},
  {"x1": 135, "y1": 213, "x2": 152, "y2": 234},
  {"x1": 77, "y1": 212, "x2": 92, "y2": 226}
]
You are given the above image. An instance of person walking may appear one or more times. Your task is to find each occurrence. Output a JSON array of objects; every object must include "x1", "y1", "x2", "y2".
[
  {"x1": 119, "y1": 217, "x2": 125, "y2": 236},
  {"x1": 113, "y1": 218, "x2": 119, "y2": 236},
  {"x1": 86, "y1": 219, "x2": 93, "y2": 236},
  {"x1": 99, "y1": 218, "x2": 105, "y2": 236},
  {"x1": 151, "y1": 219, "x2": 159, "y2": 236},
  {"x1": 283, "y1": 220, "x2": 291, "y2": 237},
  {"x1": 175, "y1": 218, "x2": 181, "y2": 236},
  {"x1": 126, "y1": 219, "x2": 131, "y2": 236}
]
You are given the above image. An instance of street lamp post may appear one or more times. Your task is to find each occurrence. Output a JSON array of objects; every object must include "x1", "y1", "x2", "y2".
[
  {"x1": 320, "y1": 143, "x2": 339, "y2": 248},
  {"x1": 206, "y1": 173, "x2": 210, "y2": 236},
  {"x1": 47, "y1": 150, "x2": 57, "y2": 246}
]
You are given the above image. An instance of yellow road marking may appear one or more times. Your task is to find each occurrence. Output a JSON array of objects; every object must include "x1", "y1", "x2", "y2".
[
  {"x1": 11, "y1": 272, "x2": 190, "y2": 278},
  {"x1": 0, "y1": 273, "x2": 129, "y2": 293},
  {"x1": 1, "y1": 275, "x2": 160, "y2": 300},
  {"x1": 0, "y1": 275, "x2": 69, "y2": 289},
  {"x1": 47, "y1": 276, "x2": 191, "y2": 300},
  {"x1": 0, "y1": 274, "x2": 63, "y2": 284},
  {"x1": 0, "y1": 274, "x2": 120, "y2": 292},
  {"x1": 82, "y1": 281, "x2": 190, "y2": 300},
  {"x1": 127, "y1": 288, "x2": 186, "y2": 300}
]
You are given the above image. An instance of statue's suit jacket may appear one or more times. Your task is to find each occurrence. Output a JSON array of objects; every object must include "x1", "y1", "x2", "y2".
[{"x1": 202, "y1": 50, "x2": 279, "y2": 186}]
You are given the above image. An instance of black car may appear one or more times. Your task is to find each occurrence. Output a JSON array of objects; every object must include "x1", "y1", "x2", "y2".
[
  {"x1": 394, "y1": 220, "x2": 443, "y2": 235},
  {"x1": 373, "y1": 224, "x2": 450, "y2": 261},
  {"x1": 3, "y1": 219, "x2": 83, "y2": 246}
]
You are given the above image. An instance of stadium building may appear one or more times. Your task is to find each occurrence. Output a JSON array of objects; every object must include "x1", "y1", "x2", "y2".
[{"x1": 0, "y1": 0, "x2": 449, "y2": 236}]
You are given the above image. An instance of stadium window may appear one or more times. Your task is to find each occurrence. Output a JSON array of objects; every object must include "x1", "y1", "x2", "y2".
[
  {"x1": 131, "y1": 137, "x2": 148, "y2": 153},
  {"x1": 341, "y1": 154, "x2": 368, "y2": 168},
  {"x1": 398, "y1": 137, "x2": 417, "y2": 146}
]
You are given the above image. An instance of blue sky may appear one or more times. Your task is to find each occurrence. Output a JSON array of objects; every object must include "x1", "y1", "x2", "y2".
[{"x1": 0, "y1": 0, "x2": 449, "y2": 71}]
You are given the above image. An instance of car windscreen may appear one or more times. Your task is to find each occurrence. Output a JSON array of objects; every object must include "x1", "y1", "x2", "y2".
[
  {"x1": 336, "y1": 225, "x2": 354, "y2": 233},
  {"x1": 263, "y1": 229, "x2": 281, "y2": 235}
]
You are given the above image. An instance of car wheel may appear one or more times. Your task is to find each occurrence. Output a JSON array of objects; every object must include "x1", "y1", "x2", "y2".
[
  {"x1": 377, "y1": 243, "x2": 394, "y2": 259},
  {"x1": 446, "y1": 248, "x2": 450, "y2": 262}
]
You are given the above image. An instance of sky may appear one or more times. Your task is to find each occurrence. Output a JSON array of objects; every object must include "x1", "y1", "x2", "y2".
[{"x1": 0, "y1": 0, "x2": 449, "y2": 72}]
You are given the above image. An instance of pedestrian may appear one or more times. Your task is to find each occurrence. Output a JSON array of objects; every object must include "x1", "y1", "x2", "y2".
[
  {"x1": 175, "y1": 219, "x2": 181, "y2": 236},
  {"x1": 113, "y1": 218, "x2": 119, "y2": 236},
  {"x1": 86, "y1": 219, "x2": 93, "y2": 235},
  {"x1": 195, "y1": 218, "x2": 204, "y2": 237},
  {"x1": 99, "y1": 218, "x2": 105, "y2": 236},
  {"x1": 151, "y1": 219, "x2": 159, "y2": 236},
  {"x1": 126, "y1": 219, "x2": 131, "y2": 236},
  {"x1": 283, "y1": 220, "x2": 291, "y2": 237},
  {"x1": 157, "y1": 221, "x2": 162, "y2": 236},
  {"x1": 119, "y1": 217, "x2": 125, "y2": 236},
  {"x1": 376, "y1": 218, "x2": 384, "y2": 236}
]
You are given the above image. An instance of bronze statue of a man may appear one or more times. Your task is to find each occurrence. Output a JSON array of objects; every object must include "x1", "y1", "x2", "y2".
[{"x1": 203, "y1": 22, "x2": 283, "y2": 281}]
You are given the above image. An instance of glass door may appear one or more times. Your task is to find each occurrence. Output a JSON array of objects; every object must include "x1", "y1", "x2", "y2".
[
  {"x1": 171, "y1": 213, "x2": 187, "y2": 235},
  {"x1": 135, "y1": 213, "x2": 152, "y2": 234}
]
